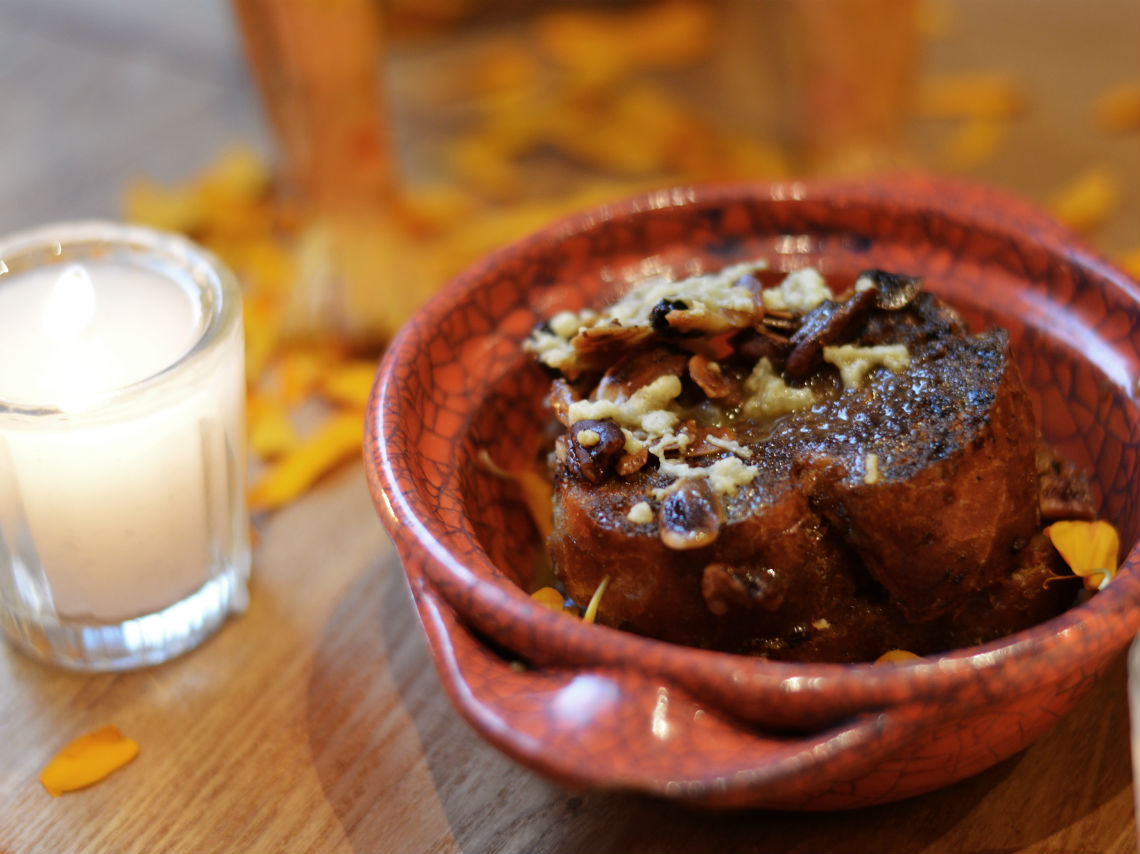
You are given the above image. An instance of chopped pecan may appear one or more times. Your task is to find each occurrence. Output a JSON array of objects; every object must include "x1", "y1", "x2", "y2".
[
  {"x1": 700, "y1": 563, "x2": 786, "y2": 615},
  {"x1": 566, "y1": 323, "x2": 654, "y2": 379},
  {"x1": 650, "y1": 284, "x2": 768, "y2": 337},
  {"x1": 616, "y1": 446, "x2": 649, "y2": 476},
  {"x1": 731, "y1": 327, "x2": 794, "y2": 371},
  {"x1": 567, "y1": 419, "x2": 625, "y2": 484},
  {"x1": 857, "y1": 269, "x2": 924, "y2": 310},
  {"x1": 688, "y1": 354, "x2": 733, "y2": 399},
  {"x1": 759, "y1": 316, "x2": 800, "y2": 333},
  {"x1": 665, "y1": 308, "x2": 755, "y2": 336},
  {"x1": 784, "y1": 287, "x2": 878, "y2": 378},
  {"x1": 659, "y1": 479, "x2": 722, "y2": 550},
  {"x1": 594, "y1": 347, "x2": 688, "y2": 403},
  {"x1": 649, "y1": 298, "x2": 692, "y2": 335},
  {"x1": 547, "y1": 379, "x2": 578, "y2": 427}
]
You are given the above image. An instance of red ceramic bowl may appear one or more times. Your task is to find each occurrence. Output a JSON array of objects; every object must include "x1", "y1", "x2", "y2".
[{"x1": 365, "y1": 178, "x2": 1140, "y2": 809}]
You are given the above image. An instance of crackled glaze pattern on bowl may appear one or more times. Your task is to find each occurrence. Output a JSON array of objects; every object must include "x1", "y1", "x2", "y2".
[{"x1": 366, "y1": 178, "x2": 1140, "y2": 809}]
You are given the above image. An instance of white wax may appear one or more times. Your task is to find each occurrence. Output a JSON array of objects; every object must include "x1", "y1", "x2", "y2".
[
  {"x1": 0, "y1": 260, "x2": 244, "y2": 621},
  {"x1": 0, "y1": 262, "x2": 201, "y2": 405}
]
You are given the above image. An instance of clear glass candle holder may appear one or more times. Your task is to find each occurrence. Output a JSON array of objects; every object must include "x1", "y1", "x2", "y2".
[{"x1": 0, "y1": 222, "x2": 250, "y2": 670}]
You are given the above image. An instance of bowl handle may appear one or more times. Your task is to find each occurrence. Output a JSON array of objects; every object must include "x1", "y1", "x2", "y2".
[{"x1": 413, "y1": 582, "x2": 933, "y2": 809}]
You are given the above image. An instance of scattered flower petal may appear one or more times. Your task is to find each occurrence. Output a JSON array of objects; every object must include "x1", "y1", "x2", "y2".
[
  {"x1": 1045, "y1": 519, "x2": 1120, "y2": 591},
  {"x1": 582, "y1": 575, "x2": 610, "y2": 624},
  {"x1": 247, "y1": 393, "x2": 301, "y2": 461},
  {"x1": 531, "y1": 587, "x2": 565, "y2": 612},
  {"x1": 917, "y1": 73, "x2": 1026, "y2": 120},
  {"x1": 876, "y1": 649, "x2": 921, "y2": 664},
  {"x1": 1047, "y1": 166, "x2": 1119, "y2": 233},
  {"x1": 1093, "y1": 79, "x2": 1140, "y2": 133},
  {"x1": 320, "y1": 360, "x2": 380, "y2": 410},
  {"x1": 41, "y1": 725, "x2": 139, "y2": 797},
  {"x1": 249, "y1": 412, "x2": 364, "y2": 511}
]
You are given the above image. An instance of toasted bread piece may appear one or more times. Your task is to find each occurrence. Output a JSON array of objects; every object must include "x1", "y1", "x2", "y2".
[{"x1": 537, "y1": 272, "x2": 1085, "y2": 661}]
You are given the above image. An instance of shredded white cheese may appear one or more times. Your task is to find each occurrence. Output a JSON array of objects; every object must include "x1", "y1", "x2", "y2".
[
  {"x1": 823, "y1": 344, "x2": 911, "y2": 390},
  {"x1": 523, "y1": 262, "x2": 767, "y2": 369},
  {"x1": 525, "y1": 327, "x2": 573, "y2": 370},
  {"x1": 761, "y1": 268, "x2": 833, "y2": 312},
  {"x1": 627, "y1": 501, "x2": 654, "y2": 525},
  {"x1": 548, "y1": 310, "x2": 585, "y2": 339},
  {"x1": 567, "y1": 375, "x2": 683, "y2": 432},
  {"x1": 621, "y1": 429, "x2": 644, "y2": 454},
  {"x1": 655, "y1": 455, "x2": 759, "y2": 497},
  {"x1": 604, "y1": 260, "x2": 766, "y2": 327},
  {"x1": 568, "y1": 356, "x2": 811, "y2": 498},
  {"x1": 706, "y1": 456, "x2": 760, "y2": 494},
  {"x1": 705, "y1": 434, "x2": 754, "y2": 459},
  {"x1": 576, "y1": 428, "x2": 600, "y2": 447},
  {"x1": 741, "y1": 358, "x2": 816, "y2": 417},
  {"x1": 864, "y1": 452, "x2": 880, "y2": 485},
  {"x1": 531, "y1": 263, "x2": 902, "y2": 500},
  {"x1": 646, "y1": 432, "x2": 691, "y2": 465}
]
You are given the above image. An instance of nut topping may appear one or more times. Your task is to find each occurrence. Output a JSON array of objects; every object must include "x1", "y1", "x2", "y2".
[
  {"x1": 649, "y1": 298, "x2": 691, "y2": 335},
  {"x1": 595, "y1": 347, "x2": 688, "y2": 403},
  {"x1": 567, "y1": 419, "x2": 625, "y2": 484},
  {"x1": 700, "y1": 563, "x2": 786, "y2": 614},
  {"x1": 566, "y1": 324, "x2": 654, "y2": 379},
  {"x1": 732, "y1": 327, "x2": 794, "y2": 370},
  {"x1": 616, "y1": 446, "x2": 649, "y2": 476},
  {"x1": 547, "y1": 379, "x2": 577, "y2": 427},
  {"x1": 785, "y1": 287, "x2": 878, "y2": 378},
  {"x1": 688, "y1": 354, "x2": 733, "y2": 399},
  {"x1": 659, "y1": 479, "x2": 721, "y2": 550},
  {"x1": 856, "y1": 269, "x2": 924, "y2": 310}
]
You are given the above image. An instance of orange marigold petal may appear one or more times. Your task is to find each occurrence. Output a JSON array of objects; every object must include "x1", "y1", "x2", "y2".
[
  {"x1": 531, "y1": 587, "x2": 565, "y2": 612},
  {"x1": 277, "y1": 348, "x2": 327, "y2": 407},
  {"x1": 1047, "y1": 166, "x2": 1119, "y2": 233},
  {"x1": 942, "y1": 118, "x2": 1007, "y2": 170},
  {"x1": 513, "y1": 469, "x2": 554, "y2": 542},
  {"x1": 243, "y1": 293, "x2": 284, "y2": 384},
  {"x1": 1045, "y1": 519, "x2": 1121, "y2": 591},
  {"x1": 916, "y1": 73, "x2": 1026, "y2": 120},
  {"x1": 1116, "y1": 247, "x2": 1140, "y2": 280},
  {"x1": 40, "y1": 725, "x2": 139, "y2": 797},
  {"x1": 122, "y1": 177, "x2": 205, "y2": 234},
  {"x1": 1093, "y1": 79, "x2": 1140, "y2": 133},
  {"x1": 247, "y1": 393, "x2": 301, "y2": 461},
  {"x1": 320, "y1": 360, "x2": 379, "y2": 409},
  {"x1": 876, "y1": 649, "x2": 921, "y2": 664},
  {"x1": 248, "y1": 411, "x2": 364, "y2": 511}
]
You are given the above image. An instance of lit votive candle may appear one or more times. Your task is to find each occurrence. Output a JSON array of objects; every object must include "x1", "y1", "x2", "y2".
[{"x1": 0, "y1": 222, "x2": 250, "y2": 670}]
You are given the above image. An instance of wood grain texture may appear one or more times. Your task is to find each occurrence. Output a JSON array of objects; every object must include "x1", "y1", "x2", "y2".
[
  {"x1": 0, "y1": 0, "x2": 1137, "y2": 850},
  {"x1": 0, "y1": 464, "x2": 1136, "y2": 853}
]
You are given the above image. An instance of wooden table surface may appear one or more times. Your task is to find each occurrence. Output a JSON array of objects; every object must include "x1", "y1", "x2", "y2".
[{"x1": 1, "y1": 2, "x2": 1137, "y2": 852}]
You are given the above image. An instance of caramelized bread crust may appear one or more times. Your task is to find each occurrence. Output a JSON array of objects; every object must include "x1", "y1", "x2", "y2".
[{"x1": 536, "y1": 276, "x2": 1090, "y2": 661}]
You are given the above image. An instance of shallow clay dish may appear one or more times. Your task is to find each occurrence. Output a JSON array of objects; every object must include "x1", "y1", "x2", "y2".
[{"x1": 365, "y1": 178, "x2": 1140, "y2": 809}]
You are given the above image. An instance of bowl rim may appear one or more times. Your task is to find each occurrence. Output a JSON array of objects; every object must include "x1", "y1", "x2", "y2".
[{"x1": 367, "y1": 175, "x2": 1140, "y2": 722}]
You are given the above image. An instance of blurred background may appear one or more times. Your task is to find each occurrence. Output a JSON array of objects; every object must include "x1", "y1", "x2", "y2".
[
  {"x1": 3, "y1": 1, "x2": 1137, "y2": 316},
  {"x1": 1, "y1": 0, "x2": 1137, "y2": 503}
]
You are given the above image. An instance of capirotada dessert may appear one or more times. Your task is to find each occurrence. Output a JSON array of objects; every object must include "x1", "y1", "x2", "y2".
[{"x1": 526, "y1": 261, "x2": 1097, "y2": 662}]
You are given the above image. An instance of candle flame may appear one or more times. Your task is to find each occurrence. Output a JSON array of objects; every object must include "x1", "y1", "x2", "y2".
[{"x1": 42, "y1": 264, "x2": 96, "y2": 341}]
